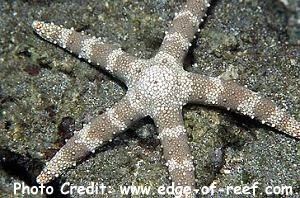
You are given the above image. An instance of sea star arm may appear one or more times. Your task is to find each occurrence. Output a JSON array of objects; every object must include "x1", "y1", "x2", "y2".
[
  {"x1": 32, "y1": 21, "x2": 140, "y2": 83},
  {"x1": 159, "y1": 0, "x2": 211, "y2": 62},
  {"x1": 36, "y1": 95, "x2": 143, "y2": 184},
  {"x1": 187, "y1": 74, "x2": 300, "y2": 139},
  {"x1": 153, "y1": 108, "x2": 195, "y2": 197}
]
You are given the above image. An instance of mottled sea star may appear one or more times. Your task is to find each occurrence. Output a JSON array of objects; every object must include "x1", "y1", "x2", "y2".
[{"x1": 31, "y1": 0, "x2": 299, "y2": 197}]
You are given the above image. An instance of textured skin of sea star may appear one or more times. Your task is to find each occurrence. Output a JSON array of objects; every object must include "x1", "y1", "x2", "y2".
[{"x1": 32, "y1": 0, "x2": 299, "y2": 197}]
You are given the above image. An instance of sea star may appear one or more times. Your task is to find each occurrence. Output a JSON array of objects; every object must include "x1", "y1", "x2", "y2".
[{"x1": 32, "y1": 0, "x2": 299, "y2": 197}]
